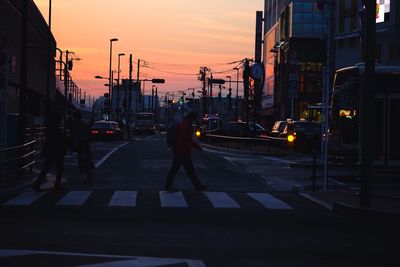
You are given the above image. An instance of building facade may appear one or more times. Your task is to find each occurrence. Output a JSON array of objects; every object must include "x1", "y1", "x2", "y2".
[
  {"x1": 335, "y1": 0, "x2": 399, "y2": 68},
  {"x1": 262, "y1": 0, "x2": 327, "y2": 126},
  {"x1": 0, "y1": 0, "x2": 56, "y2": 147}
]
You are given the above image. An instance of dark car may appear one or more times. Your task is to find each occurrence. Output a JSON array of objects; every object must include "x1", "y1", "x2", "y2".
[
  {"x1": 280, "y1": 121, "x2": 321, "y2": 151},
  {"x1": 217, "y1": 122, "x2": 267, "y2": 137},
  {"x1": 91, "y1": 121, "x2": 123, "y2": 141},
  {"x1": 270, "y1": 121, "x2": 287, "y2": 137}
]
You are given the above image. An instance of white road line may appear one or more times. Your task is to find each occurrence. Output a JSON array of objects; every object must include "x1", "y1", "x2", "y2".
[
  {"x1": 95, "y1": 142, "x2": 129, "y2": 168},
  {"x1": 247, "y1": 193, "x2": 293, "y2": 210},
  {"x1": 204, "y1": 192, "x2": 241, "y2": 208},
  {"x1": 159, "y1": 191, "x2": 188, "y2": 208},
  {"x1": 109, "y1": 191, "x2": 137, "y2": 207},
  {"x1": 57, "y1": 191, "x2": 92, "y2": 206},
  {"x1": 3, "y1": 191, "x2": 45, "y2": 206},
  {"x1": 0, "y1": 249, "x2": 207, "y2": 267}
]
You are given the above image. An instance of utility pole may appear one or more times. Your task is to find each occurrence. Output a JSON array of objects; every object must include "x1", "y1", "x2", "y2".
[
  {"x1": 151, "y1": 85, "x2": 155, "y2": 112},
  {"x1": 209, "y1": 73, "x2": 213, "y2": 115},
  {"x1": 155, "y1": 87, "x2": 158, "y2": 123},
  {"x1": 360, "y1": 0, "x2": 376, "y2": 208},
  {"x1": 64, "y1": 50, "x2": 71, "y2": 127},
  {"x1": 243, "y1": 59, "x2": 250, "y2": 124},
  {"x1": 136, "y1": 59, "x2": 140, "y2": 114},
  {"x1": 199, "y1": 67, "x2": 208, "y2": 117},
  {"x1": 45, "y1": 0, "x2": 52, "y2": 117},
  {"x1": 234, "y1": 67, "x2": 239, "y2": 120},
  {"x1": 128, "y1": 54, "x2": 133, "y2": 139}
]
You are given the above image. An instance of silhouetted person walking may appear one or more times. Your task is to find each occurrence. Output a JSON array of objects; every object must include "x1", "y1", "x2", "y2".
[
  {"x1": 69, "y1": 111, "x2": 94, "y2": 181},
  {"x1": 165, "y1": 111, "x2": 208, "y2": 192},
  {"x1": 33, "y1": 114, "x2": 67, "y2": 192}
]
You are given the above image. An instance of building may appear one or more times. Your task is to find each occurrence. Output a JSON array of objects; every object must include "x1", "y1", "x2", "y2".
[
  {"x1": 262, "y1": 0, "x2": 327, "y2": 126},
  {"x1": 334, "y1": 0, "x2": 399, "y2": 68},
  {"x1": 0, "y1": 0, "x2": 56, "y2": 147}
]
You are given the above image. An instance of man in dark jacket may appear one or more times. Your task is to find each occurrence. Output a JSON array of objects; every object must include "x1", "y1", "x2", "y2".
[
  {"x1": 69, "y1": 111, "x2": 94, "y2": 181},
  {"x1": 33, "y1": 115, "x2": 67, "y2": 192},
  {"x1": 165, "y1": 111, "x2": 208, "y2": 192}
]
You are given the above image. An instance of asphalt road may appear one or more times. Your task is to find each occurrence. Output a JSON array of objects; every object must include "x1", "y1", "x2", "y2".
[{"x1": 0, "y1": 134, "x2": 387, "y2": 266}]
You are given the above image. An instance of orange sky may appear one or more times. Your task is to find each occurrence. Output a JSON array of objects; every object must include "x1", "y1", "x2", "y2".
[{"x1": 34, "y1": 0, "x2": 264, "y2": 99}]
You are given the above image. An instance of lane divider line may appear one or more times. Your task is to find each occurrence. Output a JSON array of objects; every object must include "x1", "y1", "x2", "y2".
[{"x1": 95, "y1": 142, "x2": 129, "y2": 168}]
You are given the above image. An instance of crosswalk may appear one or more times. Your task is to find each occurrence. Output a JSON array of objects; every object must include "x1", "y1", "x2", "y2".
[{"x1": 1, "y1": 190, "x2": 294, "y2": 210}]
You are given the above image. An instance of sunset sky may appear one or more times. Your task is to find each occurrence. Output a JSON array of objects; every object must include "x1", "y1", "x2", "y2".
[{"x1": 34, "y1": 0, "x2": 264, "y2": 99}]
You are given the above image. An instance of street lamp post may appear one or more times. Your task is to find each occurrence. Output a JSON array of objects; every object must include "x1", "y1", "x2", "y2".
[
  {"x1": 233, "y1": 67, "x2": 240, "y2": 120},
  {"x1": 116, "y1": 53, "x2": 125, "y2": 122},
  {"x1": 108, "y1": 38, "x2": 118, "y2": 121}
]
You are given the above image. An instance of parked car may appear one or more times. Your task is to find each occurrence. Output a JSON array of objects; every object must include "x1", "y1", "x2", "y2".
[
  {"x1": 279, "y1": 120, "x2": 321, "y2": 152},
  {"x1": 90, "y1": 121, "x2": 123, "y2": 141},
  {"x1": 269, "y1": 121, "x2": 287, "y2": 137},
  {"x1": 217, "y1": 122, "x2": 267, "y2": 137}
]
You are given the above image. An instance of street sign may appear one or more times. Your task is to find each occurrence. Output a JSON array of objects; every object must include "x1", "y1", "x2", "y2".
[
  {"x1": 288, "y1": 51, "x2": 298, "y2": 99},
  {"x1": 288, "y1": 80, "x2": 298, "y2": 98}
]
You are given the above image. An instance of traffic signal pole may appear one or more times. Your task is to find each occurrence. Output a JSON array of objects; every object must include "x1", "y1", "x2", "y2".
[{"x1": 360, "y1": 0, "x2": 376, "y2": 208}]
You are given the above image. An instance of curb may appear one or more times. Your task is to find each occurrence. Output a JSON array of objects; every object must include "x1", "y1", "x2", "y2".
[
  {"x1": 297, "y1": 192, "x2": 333, "y2": 210},
  {"x1": 332, "y1": 202, "x2": 400, "y2": 219}
]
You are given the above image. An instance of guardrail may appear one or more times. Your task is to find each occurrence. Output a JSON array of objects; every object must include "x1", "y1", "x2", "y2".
[
  {"x1": 201, "y1": 132, "x2": 288, "y2": 154},
  {"x1": 0, "y1": 140, "x2": 37, "y2": 185}
]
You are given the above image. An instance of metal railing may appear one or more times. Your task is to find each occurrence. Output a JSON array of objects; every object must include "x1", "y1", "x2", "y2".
[
  {"x1": 0, "y1": 140, "x2": 37, "y2": 185},
  {"x1": 202, "y1": 132, "x2": 288, "y2": 154}
]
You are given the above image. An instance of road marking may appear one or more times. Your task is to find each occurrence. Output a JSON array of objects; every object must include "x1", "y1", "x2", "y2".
[
  {"x1": 298, "y1": 192, "x2": 333, "y2": 210},
  {"x1": 247, "y1": 193, "x2": 293, "y2": 209},
  {"x1": 0, "y1": 249, "x2": 207, "y2": 267},
  {"x1": 109, "y1": 191, "x2": 137, "y2": 207},
  {"x1": 3, "y1": 191, "x2": 45, "y2": 206},
  {"x1": 159, "y1": 191, "x2": 188, "y2": 208},
  {"x1": 95, "y1": 142, "x2": 129, "y2": 168},
  {"x1": 57, "y1": 191, "x2": 92, "y2": 206},
  {"x1": 204, "y1": 192, "x2": 241, "y2": 208}
]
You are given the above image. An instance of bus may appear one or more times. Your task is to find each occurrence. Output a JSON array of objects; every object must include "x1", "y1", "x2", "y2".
[
  {"x1": 329, "y1": 64, "x2": 400, "y2": 166},
  {"x1": 134, "y1": 112, "x2": 156, "y2": 134}
]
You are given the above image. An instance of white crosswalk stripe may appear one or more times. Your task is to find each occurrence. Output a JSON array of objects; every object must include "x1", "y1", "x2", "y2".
[
  {"x1": 109, "y1": 191, "x2": 137, "y2": 207},
  {"x1": 159, "y1": 191, "x2": 188, "y2": 208},
  {"x1": 247, "y1": 192, "x2": 293, "y2": 209},
  {"x1": 2, "y1": 190, "x2": 295, "y2": 210},
  {"x1": 204, "y1": 192, "x2": 240, "y2": 208},
  {"x1": 57, "y1": 191, "x2": 92, "y2": 206},
  {"x1": 3, "y1": 191, "x2": 45, "y2": 206}
]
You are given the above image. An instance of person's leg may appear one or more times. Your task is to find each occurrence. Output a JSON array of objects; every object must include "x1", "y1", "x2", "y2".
[
  {"x1": 181, "y1": 157, "x2": 205, "y2": 190},
  {"x1": 33, "y1": 159, "x2": 52, "y2": 191},
  {"x1": 165, "y1": 156, "x2": 182, "y2": 190},
  {"x1": 54, "y1": 157, "x2": 65, "y2": 189}
]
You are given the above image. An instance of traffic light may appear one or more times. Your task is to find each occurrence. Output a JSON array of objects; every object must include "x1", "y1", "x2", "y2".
[
  {"x1": 103, "y1": 93, "x2": 110, "y2": 113},
  {"x1": 178, "y1": 96, "x2": 184, "y2": 106}
]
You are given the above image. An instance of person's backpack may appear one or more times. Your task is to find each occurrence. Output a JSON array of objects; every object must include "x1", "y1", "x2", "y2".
[{"x1": 166, "y1": 123, "x2": 178, "y2": 147}]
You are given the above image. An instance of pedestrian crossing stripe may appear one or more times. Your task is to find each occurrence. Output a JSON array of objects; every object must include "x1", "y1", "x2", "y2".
[
  {"x1": 109, "y1": 191, "x2": 137, "y2": 207},
  {"x1": 159, "y1": 191, "x2": 188, "y2": 208},
  {"x1": 57, "y1": 191, "x2": 92, "y2": 206},
  {"x1": 3, "y1": 191, "x2": 45, "y2": 206},
  {"x1": 2, "y1": 190, "x2": 294, "y2": 210},
  {"x1": 204, "y1": 192, "x2": 240, "y2": 208}
]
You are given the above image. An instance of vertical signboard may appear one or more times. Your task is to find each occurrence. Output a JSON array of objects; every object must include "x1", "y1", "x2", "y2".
[
  {"x1": 255, "y1": 11, "x2": 263, "y2": 63},
  {"x1": 288, "y1": 51, "x2": 298, "y2": 98}
]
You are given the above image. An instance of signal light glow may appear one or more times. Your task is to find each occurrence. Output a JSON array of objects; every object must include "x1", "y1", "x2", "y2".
[
  {"x1": 195, "y1": 130, "x2": 201, "y2": 138},
  {"x1": 287, "y1": 134, "x2": 295, "y2": 143}
]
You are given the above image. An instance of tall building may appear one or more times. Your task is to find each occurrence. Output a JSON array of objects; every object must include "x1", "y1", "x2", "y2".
[
  {"x1": 261, "y1": 0, "x2": 327, "y2": 126},
  {"x1": 335, "y1": 0, "x2": 399, "y2": 68}
]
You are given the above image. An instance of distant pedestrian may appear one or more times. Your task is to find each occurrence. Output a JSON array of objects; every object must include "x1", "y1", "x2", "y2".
[
  {"x1": 165, "y1": 111, "x2": 208, "y2": 192},
  {"x1": 69, "y1": 111, "x2": 94, "y2": 181},
  {"x1": 33, "y1": 114, "x2": 68, "y2": 192}
]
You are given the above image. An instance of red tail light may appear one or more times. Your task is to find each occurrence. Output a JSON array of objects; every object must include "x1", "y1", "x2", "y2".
[
  {"x1": 91, "y1": 130, "x2": 99, "y2": 134},
  {"x1": 105, "y1": 130, "x2": 114, "y2": 134}
]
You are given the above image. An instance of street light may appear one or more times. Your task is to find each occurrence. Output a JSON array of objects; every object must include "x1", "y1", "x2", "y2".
[
  {"x1": 116, "y1": 53, "x2": 125, "y2": 122},
  {"x1": 233, "y1": 67, "x2": 240, "y2": 120},
  {"x1": 108, "y1": 38, "x2": 118, "y2": 120}
]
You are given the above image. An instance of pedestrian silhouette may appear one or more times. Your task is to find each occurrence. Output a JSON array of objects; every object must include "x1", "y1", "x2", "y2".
[
  {"x1": 69, "y1": 111, "x2": 94, "y2": 181},
  {"x1": 165, "y1": 111, "x2": 208, "y2": 192},
  {"x1": 33, "y1": 114, "x2": 67, "y2": 192}
]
